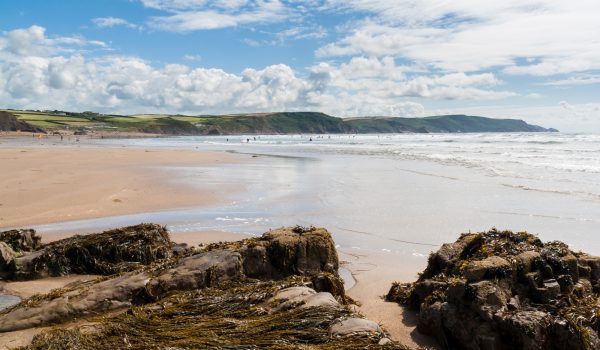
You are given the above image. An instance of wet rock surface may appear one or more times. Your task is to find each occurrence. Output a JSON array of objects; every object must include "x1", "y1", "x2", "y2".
[
  {"x1": 0, "y1": 224, "x2": 407, "y2": 349},
  {"x1": 387, "y1": 229, "x2": 600, "y2": 350}
]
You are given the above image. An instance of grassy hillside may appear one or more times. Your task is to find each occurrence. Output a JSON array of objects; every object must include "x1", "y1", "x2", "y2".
[
  {"x1": 193, "y1": 112, "x2": 352, "y2": 135},
  {"x1": 346, "y1": 115, "x2": 555, "y2": 133},
  {"x1": 0, "y1": 109, "x2": 557, "y2": 135}
]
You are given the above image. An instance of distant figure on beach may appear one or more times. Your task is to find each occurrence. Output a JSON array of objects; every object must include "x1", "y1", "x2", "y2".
[
  {"x1": 309, "y1": 137, "x2": 313, "y2": 142},
  {"x1": 60, "y1": 135, "x2": 63, "y2": 141},
  {"x1": 246, "y1": 138, "x2": 250, "y2": 143}
]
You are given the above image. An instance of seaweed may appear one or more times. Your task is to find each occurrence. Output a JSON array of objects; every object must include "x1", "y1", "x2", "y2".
[
  {"x1": 20, "y1": 277, "x2": 410, "y2": 350},
  {"x1": 22, "y1": 224, "x2": 173, "y2": 278}
]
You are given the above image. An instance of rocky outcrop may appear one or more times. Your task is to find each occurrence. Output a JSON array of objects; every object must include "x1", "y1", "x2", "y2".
[
  {"x1": 11, "y1": 224, "x2": 172, "y2": 279},
  {"x1": 2, "y1": 224, "x2": 407, "y2": 349},
  {"x1": 235, "y1": 226, "x2": 339, "y2": 278},
  {"x1": 387, "y1": 229, "x2": 600, "y2": 350},
  {"x1": 0, "y1": 226, "x2": 343, "y2": 331}
]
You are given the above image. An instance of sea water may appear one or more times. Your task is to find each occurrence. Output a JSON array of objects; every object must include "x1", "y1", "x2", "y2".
[{"x1": 17, "y1": 133, "x2": 600, "y2": 280}]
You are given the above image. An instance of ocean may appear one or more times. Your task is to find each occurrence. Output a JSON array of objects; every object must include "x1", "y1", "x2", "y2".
[{"x1": 29, "y1": 132, "x2": 600, "y2": 280}]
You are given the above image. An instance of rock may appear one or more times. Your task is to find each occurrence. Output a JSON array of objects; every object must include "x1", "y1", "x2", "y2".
[
  {"x1": 262, "y1": 226, "x2": 339, "y2": 275},
  {"x1": 422, "y1": 233, "x2": 481, "y2": 278},
  {"x1": 330, "y1": 317, "x2": 383, "y2": 337},
  {"x1": 468, "y1": 280, "x2": 508, "y2": 308},
  {"x1": 270, "y1": 286, "x2": 316, "y2": 302},
  {"x1": 311, "y1": 273, "x2": 346, "y2": 300},
  {"x1": 267, "y1": 286, "x2": 339, "y2": 310},
  {"x1": 143, "y1": 250, "x2": 243, "y2": 300},
  {"x1": 538, "y1": 279, "x2": 561, "y2": 302},
  {"x1": 378, "y1": 337, "x2": 392, "y2": 345},
  {"x1": 235, "y1": 226, "x2": 339, "y2": 279},
  {"x1": 239, "y1": 244, "x2": 274, "y2": 277},
  {"x1": 516, "y1": 251, "x2": 542, "y2": 273},
  {"x1": 0, "y1": 229, "x2": 42, "y2": 253},
  {"x1": 13, "y1": 224, "x2": 173, "y2": 279},
  {"x1": 463, "y1": 256, "x2": 512, "y2": 282},
  {"x1": 0, "y1": 271, "x2": 151, "y2": 332},
  {"x1": 0, "y1": 242, "x2": 16, "y2": 272},
  {"x1": 388, "y1": 229, "x2": 600, "y2": 350},
  {"x1": 299, "y1": 292, "x2": 339, "y2": 309},
  {"x1": 579, "y1": 255, "x2": 600, "y2": 282}
]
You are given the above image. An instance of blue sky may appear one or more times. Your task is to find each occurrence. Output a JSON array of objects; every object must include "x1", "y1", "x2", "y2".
[{"x1": 1, "y1": 0, "x2": 600, "y2": 131}]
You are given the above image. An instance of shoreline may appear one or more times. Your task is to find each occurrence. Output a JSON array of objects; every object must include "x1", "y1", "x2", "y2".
[{"x1": 0, "y1": 137, "x2": 438, "y2": 347}]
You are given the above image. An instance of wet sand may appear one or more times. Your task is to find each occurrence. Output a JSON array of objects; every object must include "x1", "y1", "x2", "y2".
[
  {"x1": 340, "y1": 250, "x2": 440, "y2": 349},
  {"x1": 0, "y1": 146, "x2": 238, "y2": 229}
]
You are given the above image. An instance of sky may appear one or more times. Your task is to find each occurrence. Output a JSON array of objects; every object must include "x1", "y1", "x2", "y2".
[{"x1": 1, "y1": 1, "x2": 600, "y2": 131}]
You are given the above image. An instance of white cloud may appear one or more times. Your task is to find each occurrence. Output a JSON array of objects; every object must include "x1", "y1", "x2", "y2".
[
  {"x1": 144, "y1": 0, "x2": 289, "y2": 31},
  {"x1": 92, "y1": 17, "x2": 138, "y2": 29},
  {"x1": 0, "y1": 26, "x2": 521, "y2": 119},
  {"x1": 140, "y1": 0, "x2": 249, "y2": 11},
  {"x1": 183, "y1": 54, "x2": 202, "y2": 61},
  {"x1": 318, "y1": 1, "x2": 600, "y2": 75},
  {"x1": 0, "y1": 25, "x2": 106, "y2": 60},
  {"x1": 544, "y1": 75, "x2": 600, "y2": 87}
]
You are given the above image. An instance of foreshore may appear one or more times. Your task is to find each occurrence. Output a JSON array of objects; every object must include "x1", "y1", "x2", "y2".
[{"x1": 0, "y1": 135, "x2": 436, "y2": 348}]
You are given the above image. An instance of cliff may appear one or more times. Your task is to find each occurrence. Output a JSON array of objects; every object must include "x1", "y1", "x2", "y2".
[{"x1": 0, "y1": 111, "x2": 45, "y2": 133}]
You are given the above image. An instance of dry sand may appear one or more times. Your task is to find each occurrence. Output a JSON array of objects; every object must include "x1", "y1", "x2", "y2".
[{"x1": 0, "y1": 146, "x2": 239, "y2": 229}]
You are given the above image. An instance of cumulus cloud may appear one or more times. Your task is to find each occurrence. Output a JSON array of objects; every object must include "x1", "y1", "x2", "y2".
[
  {"x1": 0, "y1": 26, "x2": 518, "y2": 117},
  {"x1": 143, "y1": 0, "x2": 289, "y2": 31},
  {"x1": 318, "y1": 1, "x2": 600, "y2": 75}
]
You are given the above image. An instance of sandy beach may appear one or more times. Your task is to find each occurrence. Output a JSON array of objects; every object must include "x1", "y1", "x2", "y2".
[
  {"x1": 0, "y1": 145, "x2": 239, "y2": 229},
  {"x1": 0, "y1": 136, "x2": 436, "y2": 348}
]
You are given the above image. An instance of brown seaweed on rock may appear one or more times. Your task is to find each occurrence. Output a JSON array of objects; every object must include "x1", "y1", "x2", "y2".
[
  {"x1": 12, "y1": 223, "x2": 173, "y2": 279},
  {"x1": 386, "y1": 228, "x2": 600, "y2": 350}
]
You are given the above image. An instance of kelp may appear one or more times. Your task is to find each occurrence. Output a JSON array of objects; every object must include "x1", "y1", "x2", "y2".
[
  {"x1": 22, "y1": 223, "x2": 173, "y2": 278},
  {"x1": 21, "y1": 277, "x2": 410, "y2": 350}
]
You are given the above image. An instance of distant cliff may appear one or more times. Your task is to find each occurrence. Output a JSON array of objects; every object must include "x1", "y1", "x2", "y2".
[
  {"x1": 2, "y1": 109, "x2": 557, "y2": 135},
  {"x1": 196, "y1": 112, "x2": 353, "y2": 135},
  {"x1": 345, "y1": 114, "x2": 558, "y2": 134},
  {"x1": 195, "y1": 113, "x2": 557, "y2": 135}
]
